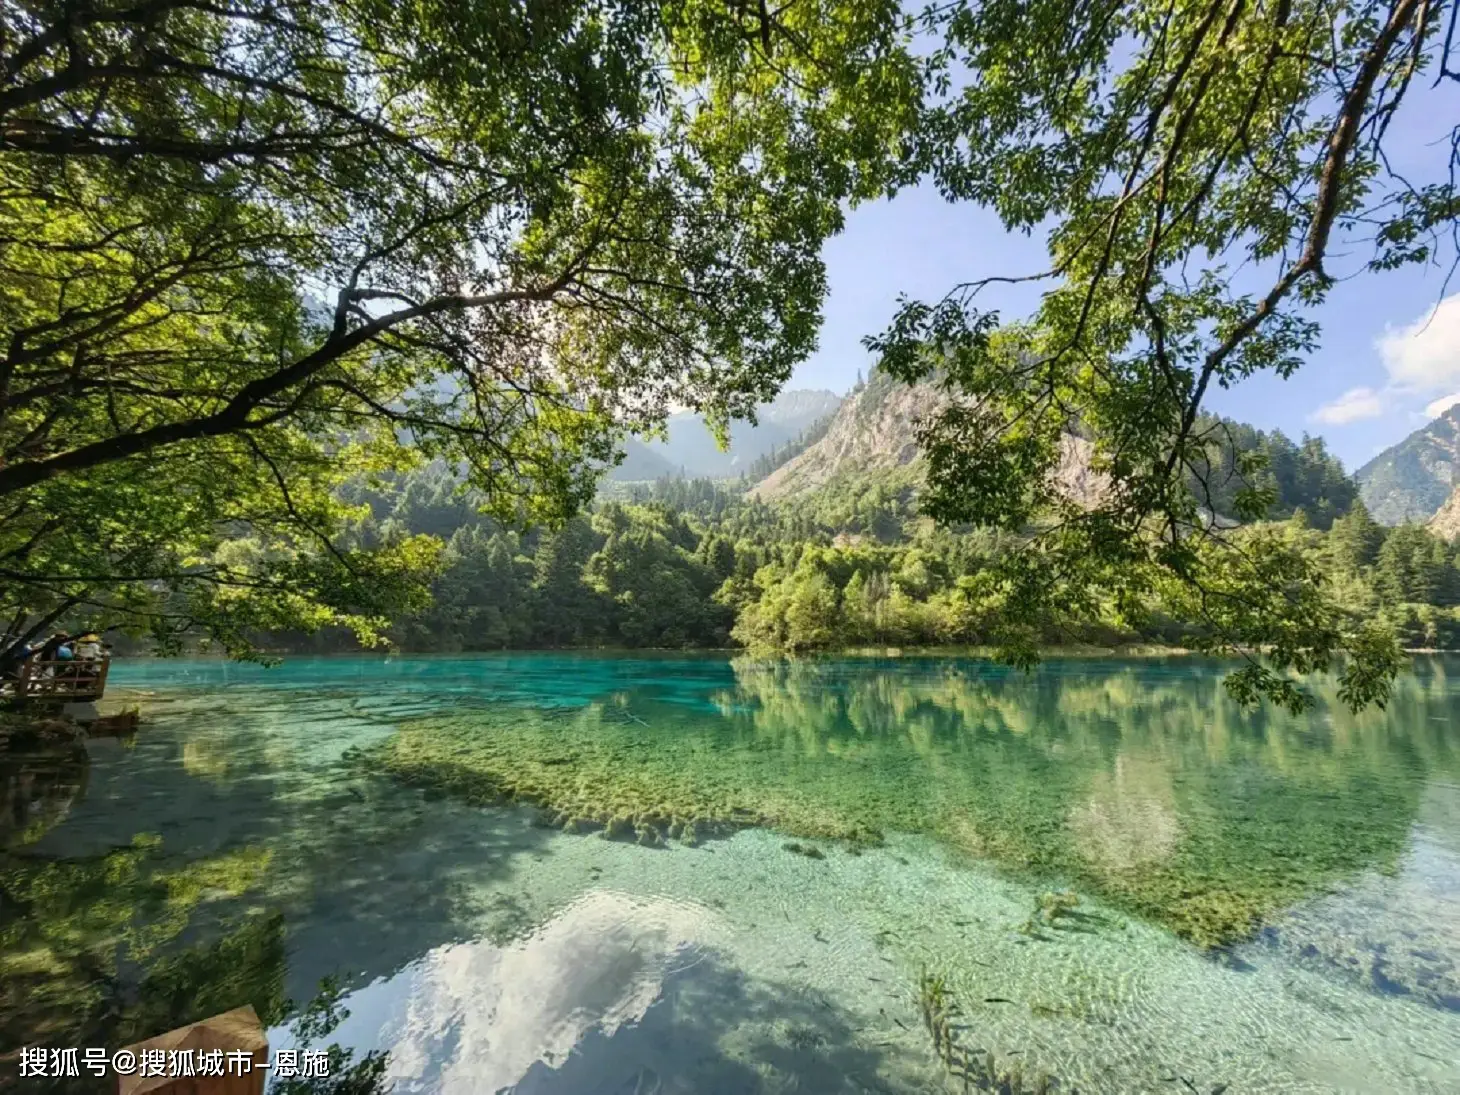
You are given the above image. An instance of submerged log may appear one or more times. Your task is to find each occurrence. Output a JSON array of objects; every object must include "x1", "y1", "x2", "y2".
[
  {"x1": 117, "y1": 1005, "x2": 268, "y2": 1095},
  {"x1": 88, "y1": 711, "x2": 141, "y2": 737}
]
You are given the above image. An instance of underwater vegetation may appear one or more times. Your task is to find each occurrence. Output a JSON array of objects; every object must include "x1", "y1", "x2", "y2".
[
  {"x1": 917, "y1": 969, "x2": 1068, "y2": 1093},
  {"x1": 917, "y1": 971, "x2": 1235, "y2": 1095},
  {"x1": 1258, "y1": 897, "x2": 1460, "y2": 1014},
  {"x1": 1020, "y1": 890, "x2": 1083, "y2": 939},
  {"x1": 365, "y1": 655, "x2": 1457, "y2": 950},
  {"x1": 361, "y1": 709, "x2": 888, "y2": 853}
]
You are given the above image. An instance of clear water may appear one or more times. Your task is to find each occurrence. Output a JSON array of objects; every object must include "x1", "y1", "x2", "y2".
[{"x1": 3, "y1": 653, "x2": 1459, "y2": 1093}]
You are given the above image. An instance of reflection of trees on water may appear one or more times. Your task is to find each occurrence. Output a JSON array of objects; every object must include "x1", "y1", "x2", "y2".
[
  {"x1": 1, "y1": 744, "x2": 89, "y2": 849},
  {"x1": 6, "y1": 658, "x2": 1459, "y2": 1069},
  {"x1": 1, "y1": 695, "x2": 558, "y2": 1061},
  {"x1": 721, "y1": 657, "x2": 1460, "y2": 778},
  {"x1": 1420, "y1": 779, "x2": 1460, "y2": 861},
  {"x1": 376, "y1": 656, "x2": 1452, "y2": 948},
  {"x1": 714, "y1": 657, "x2": 1460, "y2": 947},
  {"x1": 181, "y1": 737, "x2": 232, "y2": 782},
  {"x1": 0, "y1": 830, "x2": 274, "y2": 1052}
]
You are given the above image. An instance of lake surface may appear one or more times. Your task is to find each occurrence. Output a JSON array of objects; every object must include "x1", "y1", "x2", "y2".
[{"x1": 3, "y1": 653, "x2": 1459, "y2": 1093}]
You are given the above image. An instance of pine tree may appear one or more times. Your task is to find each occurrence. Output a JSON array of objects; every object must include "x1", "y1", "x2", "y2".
[{"x1": 1329, "y1": 501, "x2": 1384, "y2": 571}]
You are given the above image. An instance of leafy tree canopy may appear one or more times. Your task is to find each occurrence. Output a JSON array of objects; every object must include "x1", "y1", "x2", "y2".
[
  {"x1": 0, "y1": 0, "x2": 920, "y2": 664},
  {"x1": 6, "y1": 0, "x2": 1455, "y2": 711},
  {"x1": 869, "y1": 0, "x2": 1458, "y2": 710}
]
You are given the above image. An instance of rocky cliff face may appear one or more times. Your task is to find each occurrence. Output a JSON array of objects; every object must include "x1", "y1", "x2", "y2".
[
  {"x1": 751, "y1": 370, "x2": 1106, "y2": 508},
  {"x1": 751, "y1": 371, "x2": 938, "y2": 499},
  {"x1": 1430, "y1": 484, "x2": 1460, "y2": 542},
  {"x1": 1356, "y1": 406, "x2": 1460, "y2": 525}
]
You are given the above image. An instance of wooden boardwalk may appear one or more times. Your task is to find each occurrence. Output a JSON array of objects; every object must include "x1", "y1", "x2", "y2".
[{"x1": 1, "y1": 656, "x2": 111, "y2": 703}]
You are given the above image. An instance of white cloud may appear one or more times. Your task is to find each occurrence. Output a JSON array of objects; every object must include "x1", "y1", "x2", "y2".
[
  {"x1": 1311, "y1": 386, "x2": 1386, "y2": 425},
  {"x1": 1424, "y1": 391, "x2": 1460, "y2": 419},
  {"x1": 1378, "y1": 292, "x2": 1460, "y2": 390}
]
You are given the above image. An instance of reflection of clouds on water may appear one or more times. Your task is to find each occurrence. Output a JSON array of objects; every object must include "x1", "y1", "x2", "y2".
[
  {"x1": 379, "y1": 890, "x2": 721, "y2": 1092},
  {"x1": 1252, "y1": 778, "x2": 1460, "y2": 1015},
  {"x1": 1067, "y1": 752, "x2": 1181, "y2": 873}
]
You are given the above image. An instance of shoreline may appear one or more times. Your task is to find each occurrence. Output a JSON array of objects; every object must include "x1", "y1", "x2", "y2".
[{"x1": 100, "y1": 642, "x2": 1459, "y2": 662}]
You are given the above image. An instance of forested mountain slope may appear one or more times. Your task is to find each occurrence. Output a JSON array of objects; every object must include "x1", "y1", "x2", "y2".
[
  {"x1": 753, "y1": 369, "x2": 1353, "y2": 528},
  {"x1": 303, "y1": 457, "x2": 1459, "y2": 658},
  {"x1": 1357, "y1": 406, "x2": 1460, "y2": 525},
  {"x1": 246, "y1": 373, "x2": 1460, "y2": 657},
  {"x1": 1431, "y1": 486, "x2": 1460, "y2": 543}
]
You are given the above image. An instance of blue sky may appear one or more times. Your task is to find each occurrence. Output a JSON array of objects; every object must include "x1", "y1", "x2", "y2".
[{"x1": 790, "y1": 81, "x2": 1460, "y2": 474}]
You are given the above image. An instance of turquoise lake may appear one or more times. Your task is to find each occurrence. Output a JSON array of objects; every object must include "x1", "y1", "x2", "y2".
[{"x1": 3, "y1": 653, "x2": 1459, "y2": 1093}]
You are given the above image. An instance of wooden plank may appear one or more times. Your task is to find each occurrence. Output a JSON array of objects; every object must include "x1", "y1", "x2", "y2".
[{"x1": 116, "y1": 1006, "x2": 268, "y2": 1095}]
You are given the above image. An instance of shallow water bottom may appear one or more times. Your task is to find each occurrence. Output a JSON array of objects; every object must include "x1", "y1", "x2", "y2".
[
  {"x1": 45, "y1": 653, "x2": 1460, "y2": 1094},
  {"x1": 273, "y1": 821, "x2": 1460, "y2": 1094}
]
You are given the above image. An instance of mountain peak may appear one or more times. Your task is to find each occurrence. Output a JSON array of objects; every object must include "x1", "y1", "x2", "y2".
[
  {"x1": 606, "y1": 388, "x2": 844, "y2": 481},
  {"x1": 751, "y1": 371, "x2": 938, "y2": 499},
  {"x1": 1356, "y1": 407, "x2": 1460, "y2": 525}
]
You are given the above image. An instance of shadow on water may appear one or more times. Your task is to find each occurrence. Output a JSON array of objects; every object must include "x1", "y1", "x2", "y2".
[
  {"x1": 273, "y1": 788, "x2": 559, "y2": 1004},
  {"x1": 507, "y1": 955, "x2": 910, "y2": 1095},
  {"x1": 0, "y1": 698, "x2": 561, "y2": 1060},
  {"x1": 0, "y1": 741, "x2": 89, "y2": 849}
]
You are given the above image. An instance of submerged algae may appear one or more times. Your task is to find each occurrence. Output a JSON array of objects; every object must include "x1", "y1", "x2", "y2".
[
  {"x1": 364, "y1": 710, "x2": 880, "y2": 851},
  {"x1": 367, "y1": 660, "x2": 1453, "y2": 951}
]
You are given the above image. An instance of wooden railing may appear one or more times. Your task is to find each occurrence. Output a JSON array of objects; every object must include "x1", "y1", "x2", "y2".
[{"x1": 0, "y1": 656, "x2": 111, "y2": 702}]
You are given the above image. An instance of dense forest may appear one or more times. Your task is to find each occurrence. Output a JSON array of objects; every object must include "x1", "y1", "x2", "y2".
[
  {"x1": 6, "y1": 0, "x2": 1460, "y2": 1089},
  {"x1": 6, "y1": 0, "x2": 1458, "y2": 712},
  {"x1": 275, "y1": 421, "x2": 1460, "y2": 658},
  {"x1": 1184, "y1": 415, "x2": 1361, "y2": 530}
]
